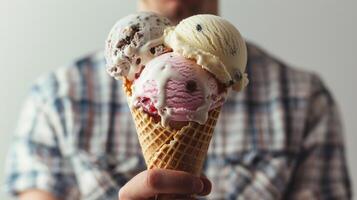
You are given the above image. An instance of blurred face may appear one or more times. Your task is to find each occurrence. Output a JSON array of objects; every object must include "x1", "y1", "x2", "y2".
[{"x1": 139, "y1": 0, "x2": 218, "y2": 24}]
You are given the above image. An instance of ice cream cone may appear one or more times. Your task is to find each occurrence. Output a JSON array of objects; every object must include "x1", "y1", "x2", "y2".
[
  {"x1": 130, "y1": 101, "x2": 221, "y2": 175},
  {"x1": 123, "y1": 79, "x2": 221, "y2": 199}
]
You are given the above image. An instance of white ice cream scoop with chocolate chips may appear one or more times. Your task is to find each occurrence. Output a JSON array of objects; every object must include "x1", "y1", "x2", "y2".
[{"x1": 105, "y1": 12, "x2": 172, "y2": 81}]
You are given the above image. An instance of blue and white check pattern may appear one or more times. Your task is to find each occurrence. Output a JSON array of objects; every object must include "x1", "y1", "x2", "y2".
[{"x1": 4, "y1": 43, "x2": 352, "y2": 199}]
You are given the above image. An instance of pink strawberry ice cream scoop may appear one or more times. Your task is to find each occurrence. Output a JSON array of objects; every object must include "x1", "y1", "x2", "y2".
[{"x1": 130, "y1": 52, "x2": 227, "y2": 127}]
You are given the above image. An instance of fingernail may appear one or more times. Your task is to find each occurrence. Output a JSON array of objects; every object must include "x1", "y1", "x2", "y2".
[{"x1": 198, "y1": 177, "x2": 212, "y2": 196}]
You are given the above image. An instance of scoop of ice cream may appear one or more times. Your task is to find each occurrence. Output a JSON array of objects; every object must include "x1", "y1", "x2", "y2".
[
  {"x1": 164, "y1": 14, "x2": 248, "y2": 91},
  {"x1": 130, "y1": 52, "x2": 226, "y2": 126},
  {"x1": 105, "y1": 12, "x2": 172, "y2": 80}
]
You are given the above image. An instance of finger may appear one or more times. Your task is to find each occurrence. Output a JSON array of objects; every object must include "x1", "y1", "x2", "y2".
[
  {"x1": 198, "y1": 176, "x2": 212, "y2": 196},
  {"x1": 119, "y1": 169, "x2": 204, "y2": 200}
]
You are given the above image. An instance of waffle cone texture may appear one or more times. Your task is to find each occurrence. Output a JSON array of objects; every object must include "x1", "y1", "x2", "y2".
[{"x1": 123, "y1": 79, "x2": 221, "y2": 176}]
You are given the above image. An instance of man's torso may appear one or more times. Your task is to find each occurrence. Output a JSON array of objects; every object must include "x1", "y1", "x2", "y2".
[{"x1": 23, "y1": 43, "x2": 319, "y2": 199}]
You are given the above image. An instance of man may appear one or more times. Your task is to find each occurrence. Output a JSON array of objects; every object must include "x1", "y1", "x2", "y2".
[{"x1": 4, "y1": 0, "x2": 352, "y2": 199}]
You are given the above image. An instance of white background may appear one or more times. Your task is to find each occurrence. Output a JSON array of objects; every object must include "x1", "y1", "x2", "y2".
[{"x1": 1, "y1": 0, "x2": 356, "y2": 199}]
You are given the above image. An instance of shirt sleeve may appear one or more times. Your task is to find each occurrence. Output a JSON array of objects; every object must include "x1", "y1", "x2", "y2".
[
  {"x1": 3, "y1": 84, "x2": 78, "y2": 199},
  {"x1": 284, "y1": 74, "x2": 352, "y2": 199}
]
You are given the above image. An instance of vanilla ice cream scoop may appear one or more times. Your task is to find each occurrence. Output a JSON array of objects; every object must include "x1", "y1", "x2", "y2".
[
  {"x1": 105, "y1": 12, "x2": 172, "y2": 80},
  {"x1": 164, "y1": 14, "x2": 248, "y2": 91}
]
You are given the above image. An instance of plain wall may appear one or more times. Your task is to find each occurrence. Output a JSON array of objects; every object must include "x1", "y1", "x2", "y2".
[{"x1": 1, "y1": 0, "x2": 356, "y2": 199}]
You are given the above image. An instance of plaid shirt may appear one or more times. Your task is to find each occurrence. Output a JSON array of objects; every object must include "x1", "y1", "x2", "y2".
[{"x1": 4, "y1": 43, "x2": 352, "y2": 200}]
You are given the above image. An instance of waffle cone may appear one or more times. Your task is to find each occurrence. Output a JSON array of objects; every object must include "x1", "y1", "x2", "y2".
[{"x1": 123, "y1": 78, "x2": 221, "y2": 175}]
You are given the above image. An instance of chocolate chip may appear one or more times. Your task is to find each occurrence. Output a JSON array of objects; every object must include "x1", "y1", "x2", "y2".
[
  {"x1": 230, "y1": 48, "x2": 237, "y2": 55},
  {"x1": 228, "y1": 80, "x2": 234, "y2": 86},
  {"x1": 156, "y1": 18, "x2": 161, "y2": 23},
  {"x1": 235, "y1": 71, "x2": 242, "y2": 81},
  {"x1": 145, "y1": 17, "x2": 149, "y2": 20},
  {"x1": 150, "y1": 47, "x2": 156, "y2": 54},
  {"x1": 116, "y1": 40, "x2": 125, "y2": 49},
  {"x1": 132, "y1": 24, "x2": 140, "y2": 32},
  {"x1": 138, "y1": 33, "x2": 144, "y2": 38},
  {"x1": 125, "y1": 36, "x2": 131, "y2": 43},
  {"x1": 136, "y1": 58, "x2": 141, "y2": 65},
  {"x1": 196, "y1": 24, "x2": 202, "y2": 32},
  {"x1": 186, "y1": 80, "x2": 197, "y2": 93}
]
